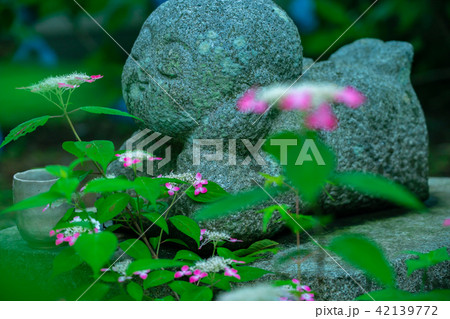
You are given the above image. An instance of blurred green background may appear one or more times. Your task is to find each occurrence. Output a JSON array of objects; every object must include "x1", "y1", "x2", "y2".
[{"x1": 0, "y1": 0, "x2": 449, "y2": 211}]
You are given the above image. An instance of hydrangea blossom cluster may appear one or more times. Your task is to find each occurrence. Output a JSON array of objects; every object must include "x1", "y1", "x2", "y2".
[
  {"x1": 199, "y1": 229, "x2": 243, "y2": 249},
  {"x1": 237, "y1": 83, "x2": 365, "y2": 131},
  {"x1": 19, "y1": 73, "x2": 103, "y2": 93},
  {"x1": 50, "y1": 215, "x2": 101, "y2": 246},
  {"x1": 290, "y1": 279, "x2": 314, "y2": 301},
  {"x1": 193, "y1": 173, "x2": 208, "y2": 195},
  {"x1": 115, "y1": 150, "x2": 162, "y2": 168},
  {"x1": 161, "y1": 172, "x2": 208, "y2": 197},
  {"x1": 174, "y1": 256, "x2": 243, "y2": 283},
  {"x1": 101, "y1": 259, "x2": 150, "y2": 283}
]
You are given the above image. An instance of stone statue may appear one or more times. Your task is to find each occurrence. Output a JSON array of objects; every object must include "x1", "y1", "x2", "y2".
[{"x1": 110, "y1": 0, "x2": 429, "y2": 241}]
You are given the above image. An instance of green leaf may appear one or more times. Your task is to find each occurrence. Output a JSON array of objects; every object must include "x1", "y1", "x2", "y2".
[
  {"x1": 186, "y1": 181, "x2": 228, "y2": 203},
  {"x1": 169, "y1": 281, "x2": 197, "y2": 295},
  {"x1": 80, "y1": 106, "x2": 143, "y2": 122},
  {"x1": 201, "y1": 274, "x2": 231, "y2": 291},
  {"x1": 142, "y1": 212, "x2": 169, "y2": 234},
  {"x1": 404, "y1": 247, "x2": 450, "y2": 276},
  {"x1": 163, "y1": 238, "x2": 189, "y2": 248},
  {"x1": 259, "y1": 173, "x2": 285, "y2": 188},
  {"x1": 173, "y1": 250, "x2": 202, "y2": 261},
  {"x1": 72, "y1": 282, "x2": 109, "y2": 301},
  {"x1": 328, "y1": 234, "x2": 395, "y2": 287},
  {"x1": 119, "y1": 239, "x2": 152, "y2": 260},
  {"x1": 74, "y1": 232, "x2": 118, "y2": 274},
  {"x1": 228, "y1": 266, "x2": 272, "y2": 282},
  {"x1": 234, "y1": 239, "x2": 279, "y2": 257},
  {"x1": 333, "y1": 172, "x2": 425, "y2": 210},
  {"x1": 52, "y1": 247, "x2": 83, "y2": 276},
  {"x1": 127, "y1": 259, "x2": 185, "y2": 275},
  {"x1": 134, "y1": 177, "x2": 161, "y2": 207},
  {"x1": 180, "y1": 286, "x2": 213, "y2": 301},
  {"x1": 84, "y1": 178, "x2": 135, "y2": 193},
  {"x1": 143, "y1": 270, "x2": 174, "y2": 289},
  {"x1": 280, "y1": 212, "x2": 321, "y2": 233},
  {"x1": 257, "y1": 205, "x2": 289, "y2": 232},
  {"x1": 193, "y1": 186, "x2": 285, "y2": 221},
  {"x1": 0, "y1": 116, "x2": 50, "y2": 149},
  {"x1": 169, "y1": 215, "x2": 201, "y2": 247},
  {"x1": 96, "y1": 193, "x2": 130, "y2": 223},
  {"x1": 45, "y1": 165, "x2": 70, "y2": 179},
  {"x1": 217, "y1": 247, "x2": 238, "y2": 259},
  {"x1": 127, "y1": 281, "x2": 143, "y2": 301},
  {"x1": 51, "y1": 178, "x2": 80, "y2": 201},
  {"x1": 74, "y1": 140, "x2": 116, "y2": 173},
  {"x1": 62, "y1": 141, "x2": 86, "y2": 159},
  {"x1": 1, "y1": 191, "x2": 63, "y2": 215},
  {"x1": 263, "y1": 131, "x2": 336, "y2": 203},
  {"x1": 356, "y1": 289, "x2": 450, "y2": 301}
]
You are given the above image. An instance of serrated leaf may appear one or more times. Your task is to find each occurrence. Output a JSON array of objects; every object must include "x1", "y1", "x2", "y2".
[
  {"x1": 404, "y1": 247, "x2": 450, "y2": 276},
  {"x1": 180, "y1": 286, "x2": 213, "y2": 301},
  {"x1": 186, "y1": 181, "x2": 228, "y2": 203},
  {"x1": 263, "y1": 131, "x2": 336, "y2": 203},
  {"x1": 142, "y1": 212, "x2": 169, "y2": 234},
  {"x1": 169, "y1": 215, "x2": 201, "y2": 247},
  {"x1": 333, "y1": 172, "x2": 425, "y2": 210},
  {"x1": 173, "y1": 250, "x2": 202, "y2": 261},
  {"x1": 234, "y1": 239, "x2": 279, "y2": 257},
  {"x1": 74, "y1": 140, "x2": 116, "y2": 173},
  {"x1": 127, "y1": 281, "x2": 143, "y2": 301},
  {"x1": 134, "y1": 177, "x2": 161, "y2": 207},
  {"x1": 328, "y1": 234, "x2": 395, "y2": 287},
  {"x1": 74, "y1": 232, "x2": 118, "y2": 275},
  {"x1": 0, "y1": 116, "x2": 50, "y2": 149},
  {"x1": 80, "y1": 106, "x2": 143, "y2": 122},
  {"x1": 52, "y1": 247, "x2": 83, "y2": 276},
  {"x1": 119, "y1": 239, "x2": 152, "y2": 260},
  {"x1": 143, "y1": 270, "x2": 174, "y2": 289},
  {"x1": 127, "y1": 259, "x2": 185, "y2": 275},
  {"x1": 84, "y1": 177, "x2": 135, "y2": 193},
  {"x1": 96, "y1": 193, "x2": 130, "y2": 223}
]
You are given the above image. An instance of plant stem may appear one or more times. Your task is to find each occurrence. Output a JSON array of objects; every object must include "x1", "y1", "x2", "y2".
[{"x1": 64, "y1": 110, "x2": 82, "y2": 142}]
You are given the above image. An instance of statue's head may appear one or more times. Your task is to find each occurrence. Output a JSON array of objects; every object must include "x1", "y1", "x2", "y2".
[{"x1": 123, "y1": 0, "x2": 302, "y2": 140}]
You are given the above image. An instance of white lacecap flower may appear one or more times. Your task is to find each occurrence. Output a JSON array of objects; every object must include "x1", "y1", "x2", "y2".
[
  {"x1": 22, "y1": 72, "x2": 91, "y2": 93},
  {"x1": 63, "y1": 215, "x2": 101, "y2": 237},
  {"x1": 202, "y1": 230, "x2": 231, "y2": 242},
  {"x1": 218, "y1": 284, "x2": 292, "y2": 301},
  {"x1": 116, "y1": 150, "x2": 155, "y2": 162},
  {"x1": 191, "y1": 256, "x2": 234, "y2": 273},
  {"x1": 112, "y1": 259, "x2": 133, "y2": 276},
  {"x1": 159, "y1": 172, "x2": 196, "y2": 183}
]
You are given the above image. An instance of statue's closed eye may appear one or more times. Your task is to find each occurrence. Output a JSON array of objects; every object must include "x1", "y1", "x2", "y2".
[{"x1": 157, "y1": 41, "x2": 192, "y2": 79}]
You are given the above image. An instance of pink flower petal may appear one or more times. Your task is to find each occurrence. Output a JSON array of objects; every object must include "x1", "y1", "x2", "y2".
[
  {"x1": 49, "y1": 230, "x2": 55, "y2": 237},
  {"x1": 90, "y1": 75, "x2": 103, "y2": 80},
  {"x1": 292, "y1": 278, "x2": 300, "y2": 285},
  {"x1": 335, "y1": 86, "x2": 365, "y2": 109},
  {"x1": 42, "y1": 204, "x2": 50, "y2": 213},
  {"x1": 280, "y1": 91, "x2": 312, "y2": 111},
  {"x1": 304, "y1": 103, "x2": 338, "y2": 131},
  {"x1": 443, "y1": 219, "x2": 450, "y2": 227}
]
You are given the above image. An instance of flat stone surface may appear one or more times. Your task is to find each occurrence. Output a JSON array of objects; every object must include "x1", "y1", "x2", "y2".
[{"x1": 251, "y1": 177, "x2": 450, "y2": 300}]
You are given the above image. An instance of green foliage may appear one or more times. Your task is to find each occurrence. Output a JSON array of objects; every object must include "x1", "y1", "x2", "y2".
[
  {"x1": 404, "y1": 247, "x2": 450, "y2": 276},
  {"x1": 127, "y1": 282, "x2": 144, "y2": 301},
  {"x1": 142, "y1": 212, "x2": 169, "y2": 234},
  {"x1": 144, "y1": 270, "x2": 174, "y2": 289},
  {"x1": 328, "y1": 234, "x2": 395, "y2": 288},
  {"x1": 333, "y1": 172, "x2": 425, "y2": 210},
  {"x1": 169, "y1": 215, "x2": 201, "y2": 247},
  {"x1": 95, "y1": 193, "x2": 130, "y2": 223},
  {"x1": 73, "y1": 140, "x2": 116, "y2": 173},
  {"x1": 134, "y1": 177, "x2": 161, "y2": 207},
  {"x1": 234, "y1": 239, "x2": 279, "y2": 258},
  {"x1": 169, "y1": 282, "x2": 213, "y2": 301},
  {"x1": 263, "y1": 131, "x2": 336, "y2": 203},
  {"x1": 79, "y1": 106, "x2": 143, "y2": 122},
  {"x1": 119, "y1": 239, "x2": 152, "y2": 260},
  {"x1": 84, "y1": 177, "x2": 135, "y2": 193},
  {"x1": 257, "y1": 204, "x2": 289, "y2": 232},
  {"x1": 74, "y1": 232, "x2": 118, "y2": 275},
  {"x1": 0, "y1": 116, "x2": 50, "y2": 149},
  {"x1": 127, "y1": 259, "x2": 186, "y2": 275},
  {"x1": 173, "y1": 250, "x2": 202, "y2": 262},
  {"x1": 357, "y1": 289, "x2": 450, "y2": 301},
  {"x1": 186, "y1": 181, "x2": 228, "y2": 202},
  {"x1": 52, "y1": 247, "x2": 83, "y2": 276}
]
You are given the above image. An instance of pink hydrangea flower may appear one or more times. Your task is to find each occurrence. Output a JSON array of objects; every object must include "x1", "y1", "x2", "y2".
[
  {"x1": 443, "y1": 219, "x2": 450, "y2": 227},
  {"x1": 55, "y1": 233, "x2": 65, "y2": 245},
  {"x1": 90, "y1": 75, "x2": 103, "y2": 80},
  {"x1": 148, "y1": 156, "x2": 163, "y2": 161},
  {"x1": 194, "y1": 185, "x2": 208, "y2": 196},
  {"x1": 133, "y1": 270, "x2": 150, "y2": 280},
  {"x1": 122, "y1": 157, "x2": 141, "y2": 168},
  {"x1": 224, "y1": 267, "x2": 241, "y2": 280},
  {"x1": 189, "y1": 269, "x2": 208, "y2": 283},
  {"x1": 304, "y1": 103, "x2": 338, "y2": 131},
  {"x1": 231, "y1": 259, "x2": 246, "y2": 264},
  {"x1": 118, "y1": 276, "x2": 133, "y2": 283},
  {"x1": 165, "y1": 183, "x2": 180, "y2": 196},
  {"x1": 237, "y1": 88, "x2": 268, "y2": 114},
  {"x1": 334, "y1": 86, "x2": 365, "y2": 109},
  {"x1": 58, "y1": 83, "x2": 79, "y2": 89},
  {"x1": 292, "y1": 278, "x2": 300, "y2": 285},
  {"x1": 174, "y1": 265, "x2": 192, "y2": 278},
  {"x1": 194, "y1": 173, "x2": 208, "y2": 187},
  {"x1": 280, "y1": 91, "x2": 312, "y2": 111},
  {"x1": 200, "y1": 229, "x2": 207, "y2": 241},
  {"x1": 228, "y1": 238, "x2": 243, "y2": 243},
  {"x1": 64, "y1": 232, "x2": 80, "y2": 246},
  {"x1": 49, "y1": 230, "x2": 56, "y2": 237}
]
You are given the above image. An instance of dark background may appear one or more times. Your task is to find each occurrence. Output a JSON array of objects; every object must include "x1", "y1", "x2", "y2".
[{"x1": 0, "y1": 0, "x2": 449, "y2": 210}]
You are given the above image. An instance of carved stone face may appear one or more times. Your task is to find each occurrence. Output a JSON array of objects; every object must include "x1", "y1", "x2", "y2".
[{"x1": 122, "y1": 0, "x2": 303, "y2": 140}]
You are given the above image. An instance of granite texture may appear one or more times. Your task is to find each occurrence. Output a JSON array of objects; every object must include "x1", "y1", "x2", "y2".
[
  {"x1": 250, "y1": 177, "x2": 450, "y2": 300},
  {"x1": 113, "y1": 0, "x2": 429, "y2": 242}
]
